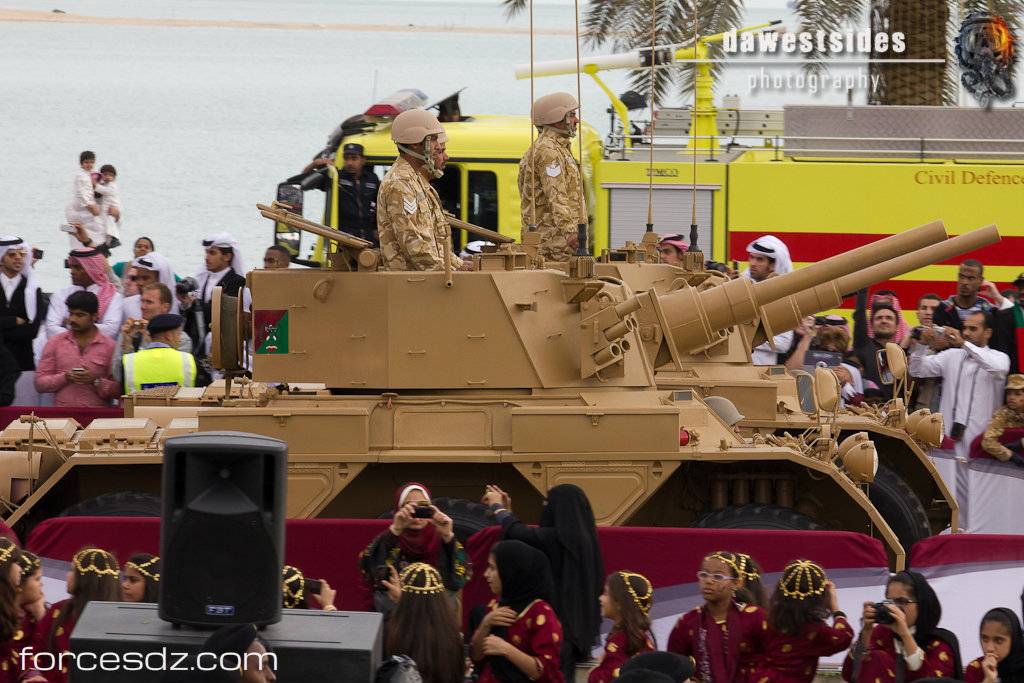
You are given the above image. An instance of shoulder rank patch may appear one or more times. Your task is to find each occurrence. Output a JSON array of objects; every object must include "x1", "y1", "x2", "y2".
[
  {"x1": 403, "y1": 197, "x2": 417, "y2": 214},
  {"x1": 546, "y1": 162, "x2": 562, "y2": 177}
]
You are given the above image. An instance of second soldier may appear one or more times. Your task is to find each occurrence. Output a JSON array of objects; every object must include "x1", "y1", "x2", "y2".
[{"x1": 519, "y1": 92, "x2": 587, "y2": 262}]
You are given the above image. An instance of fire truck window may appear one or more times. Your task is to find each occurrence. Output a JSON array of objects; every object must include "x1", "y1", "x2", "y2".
[
  {"x1": 468, "y1": 171, "x2": 498, "y2": 231},
  {"x1": 430, "y1": 164, "x2": 462, "y2": 217}
]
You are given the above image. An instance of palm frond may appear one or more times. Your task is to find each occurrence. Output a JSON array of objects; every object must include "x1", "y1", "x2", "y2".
[{"x1": 501, "y1": 0, "x2": 528, "y2": 20}]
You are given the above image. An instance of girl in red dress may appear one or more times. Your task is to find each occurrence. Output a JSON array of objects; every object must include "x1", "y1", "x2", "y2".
[
  {"x1": 15, "y1": 551, "x2": 44, "y2": 666},
  {"x1": 841, "y1": 570, "x2": 961, "y2": 683},
  {"x1": 469, "y1": 539, "x2": 564, "y2": 683},
  {"x1": 0, "y1": 539, "x2": 44, "y2": 683},
  {"x1": 667, "y1": 550, "x2": 768, "y2": 683},
  {"x1": 120, "y1": 554, "x2": 159, "y2": 603},
  {"x1": 588, "y1": 571, "x2": 656, "y2": 683},
  {"x1": 735, "y1": 554, "x2": 767, "y2": 608},
  {"x1": 754, "y1": 560, "x2": 852, "y2": 683},
  {"x1": 33, "y1": 548, "x2": 120, "y2": 683},
  {"x1": 964, "y1": 608, "x2": 1024, "y2": 683}
]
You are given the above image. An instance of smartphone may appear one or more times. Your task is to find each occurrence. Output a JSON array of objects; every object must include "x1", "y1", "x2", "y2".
[
  {"x1": 413, "y1": 502, "x2": 435, "y2": 519},
  {"x1": 32, "y1": 248, "x2": 43, "y2": 261},
  {"x1": 305, "y1": 578, "x2": 323, "y2": 597},
  {"x1": 59, "y1": 224, "x2": 78, "y2": 234}
]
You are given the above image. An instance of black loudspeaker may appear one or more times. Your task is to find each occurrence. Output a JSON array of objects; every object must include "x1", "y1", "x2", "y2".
[
  {"x1": 70, "y1": 602, "x2": 382, "y2": 683},
  {"x1": 160, "y1": 431, "x2": 287, "y2": 627}
]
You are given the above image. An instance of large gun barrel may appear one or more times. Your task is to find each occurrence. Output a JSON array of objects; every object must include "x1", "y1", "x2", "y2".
[
  {"x1": 639, "y1": 221, "x2": 948, "y2": 357},
  {"x1": 755, "y1": 225, "x2": 1001, "y2": 343}
]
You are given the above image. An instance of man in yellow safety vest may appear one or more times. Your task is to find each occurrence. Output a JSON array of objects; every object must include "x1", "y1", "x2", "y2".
[{"x1": 122, "y1": 313, "x2": 197, "y2": 392}]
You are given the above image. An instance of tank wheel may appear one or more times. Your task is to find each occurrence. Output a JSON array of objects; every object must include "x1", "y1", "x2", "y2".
[
  {"x1": 430, "y1": 497, "x2": 499, "y2": 543},
  {"x1": 867, "y1": 465, "x2": 930, "y2": 548},
  {"x1": 59, "y1": 492, "x2": 162, "y2": 518},
  {"x1": 694, "y1": 504, "x2": 824, "y2": 531}
]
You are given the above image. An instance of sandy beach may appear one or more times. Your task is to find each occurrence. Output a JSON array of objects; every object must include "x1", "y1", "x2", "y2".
[{"x1": 0, "y1": 7, "x2": 578, "y2": 34}]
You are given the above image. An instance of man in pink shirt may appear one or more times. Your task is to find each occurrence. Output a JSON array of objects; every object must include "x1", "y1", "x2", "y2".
[{"x1": 35, "y1": 290, "x2": 120, "y2": 407}]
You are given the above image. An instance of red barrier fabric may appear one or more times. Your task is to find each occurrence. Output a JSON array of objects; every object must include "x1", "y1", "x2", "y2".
[
  {"x1": 910, "y1": 534, "x2": 1024, "y2": 568},
  {"x1": 0, "y1": 406, "x2": 123, "y2": 429},
  {"x1": 26, "y1": 517, "x2": 888, "y2": 616}
]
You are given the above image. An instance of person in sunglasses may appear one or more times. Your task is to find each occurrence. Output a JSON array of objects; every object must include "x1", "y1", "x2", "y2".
[
  {"x1": 667, "y1": 550, "x2": 767, "y2": 683},
  {"x1": 842, "y1": 570, "x2": 961, "y2": 683}
]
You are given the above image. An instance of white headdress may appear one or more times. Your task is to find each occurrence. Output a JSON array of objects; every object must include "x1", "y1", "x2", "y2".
[
  {"x1": 743, "y1": 235, "x2": 793, "y2": 278},
  {"x1": 132, "y1": 251, "x2": 179, "y2": 313},
  {"x1": 0, "y1": 236, "x2": 39, "y2": 322},
  {"x1": 199, "y1": 232, "x2": 246, "y2": 275}
]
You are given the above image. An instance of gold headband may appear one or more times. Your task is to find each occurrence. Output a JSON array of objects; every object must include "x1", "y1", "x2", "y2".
[
  {"x1": 74, "y1": 549, "x2": 119, "y2": 577},
  {"x1": 704, "y1": 551, "x2": 740, "y2": 578},
  {"x1": 18, "y1": 551, "x2": 39, "y2": 576},
  {"x1": 0, "y1": 540, "x2": 16, "y2": 566},
  {"x1": 400, "y1": 563, "x2": 446, "y2": 595},
  {"x1": 126, "y1": 557, "x2": 160, "y2": 582},
  {"x1": 735, "y1": 553, "x2": 760, "y2": 582},
  {"x1": 282, "y1": 565, "x2": 305, "y2": 608},
  {"x1": 780, "y1": 560, "x2": 827, "y2": 600},
  {"x1": 617, "y1": 571, "x2": 653, "y2": 615}
]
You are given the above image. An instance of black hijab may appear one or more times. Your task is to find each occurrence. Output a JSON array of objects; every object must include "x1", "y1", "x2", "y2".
[
  {"x1": 891, "y1": 571, "x2": 962, "y2": 678},
  {"x1": 621, "y1": 652, "x2": 695, "y2": 683},
  {"x1": 493, "y1": 539, "x2": 555, "y2": 612},
  {"x1": 538, "y1": 484, "x2": 604, "y2": 657},
  {"x1": 984, "y1": 608, "x2": 1024, "y2": 683},
  {"x1": 481, "y1": 541, "x2": 556, "y2": 683}
]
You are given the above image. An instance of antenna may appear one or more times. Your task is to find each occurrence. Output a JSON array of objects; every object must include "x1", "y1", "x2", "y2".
[
  {"x1": 687, "y1": 10, "x2": 700, "y2": 253},
  {"x1": 528, "y1": 0, "x2": 537, "y2": 235},
  {"x1": 645, "y1": 0, "x2": 657, "y2": 235},
  {"x1": 574, "y1": 0, "x2": 588, "y2": 256}
]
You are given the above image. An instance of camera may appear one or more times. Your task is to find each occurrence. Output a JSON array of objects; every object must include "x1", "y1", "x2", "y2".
[
  {"x1": 873, "y1": 600, "x2": 895, "y2": 625},
  {"x1": 32, "y1": 248, "x2": 43, "y2": 261},
  {"x1": 176, "y1": 276, "x2": 199, "y2": 298},
  {"x1": 413, "y1": 502, "x2": 435, "y2": 519},
  {"x1": 951, "y1": 422, "x2": 966, "y2": 441},
  {"x1": 371, "y1": 565, "x2": 391, "y2": 588},
  {"x1": 911, "y1": 326, "x2": 924, "y2": 341}
]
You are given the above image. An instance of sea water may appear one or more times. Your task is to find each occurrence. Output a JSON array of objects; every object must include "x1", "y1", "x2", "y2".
[{"x1": 0, "y1": 0, "x2": 839, "y2": 291}]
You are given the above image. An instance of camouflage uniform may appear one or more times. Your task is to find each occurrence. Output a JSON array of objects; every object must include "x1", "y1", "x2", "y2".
[
  {"x1": 377, "y1": 156, "x2": 462, "y2": 271},
  {"x1": 519, "y1": 127, "x2": 586, "y2": 261},
  {"x1": 981, "y1": 406, "x2": 1024, "y2": 460}
]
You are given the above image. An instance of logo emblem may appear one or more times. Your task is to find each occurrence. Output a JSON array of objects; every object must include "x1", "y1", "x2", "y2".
[
  {"x1": 546, "y1": 162, "x2": 562, "y2": 177},
  {"x1": 403, "y1": 197, "x2": 417, "y2": 214},
  {"x1": 956, "y1": 12, "x2": 1017, "y2": 105},
  {"x1": 254, "y1": 310, "x2": 289, "y2": 355}
]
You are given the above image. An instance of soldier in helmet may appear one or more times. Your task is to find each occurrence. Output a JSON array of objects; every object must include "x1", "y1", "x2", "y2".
[
  {"x1": 377, "y1": 109, "x2": 464, "y2": 271},
  {"x1": 519, "y1": 92, "x2": 587, "y2": 262}
]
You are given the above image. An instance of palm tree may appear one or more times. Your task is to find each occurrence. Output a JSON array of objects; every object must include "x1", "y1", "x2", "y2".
[{"x1": 500, "y1": 0, "x2": 1021, "y2": 106}]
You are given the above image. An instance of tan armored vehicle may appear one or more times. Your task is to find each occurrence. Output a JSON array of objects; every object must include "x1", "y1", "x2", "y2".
[{"x1": 0, "y1": 213, "x2": 998, "y2": 567}]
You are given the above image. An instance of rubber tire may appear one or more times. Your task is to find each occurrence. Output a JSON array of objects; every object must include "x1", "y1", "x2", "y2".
[
  {"x1": 59, "y1": 492, "x2": 162, "y2": 518},
  {"x1": 867, "y1": 465, "x2": 931, "y2": 549},
  {"x1": 430, "y1": 497, "x2": 498, "y2": 543},
  {"x1": 694, "y1": 503, "x2": 825, "y2": 531}
]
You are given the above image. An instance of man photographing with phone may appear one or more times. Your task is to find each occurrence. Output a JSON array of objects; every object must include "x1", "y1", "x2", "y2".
[
  {"x1": 358, "y1": 482, "x2": 471, "y2": 614},
  {"x1": 34, "y1": 291, "x2": 119, "y2": 407}
]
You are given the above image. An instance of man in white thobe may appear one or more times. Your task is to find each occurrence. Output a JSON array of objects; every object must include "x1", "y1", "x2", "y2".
[
  {"x1": 909, "y1": 310, "x2": 1009, "y2": 529},
  {"x1": 742, "y1": 234, "x2": 795, "y2": 365}
]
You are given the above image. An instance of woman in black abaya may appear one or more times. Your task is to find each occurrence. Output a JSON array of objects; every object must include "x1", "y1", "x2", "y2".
[{"x1": 482, "y1": 483, "x2": 604, "y2": 682}]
